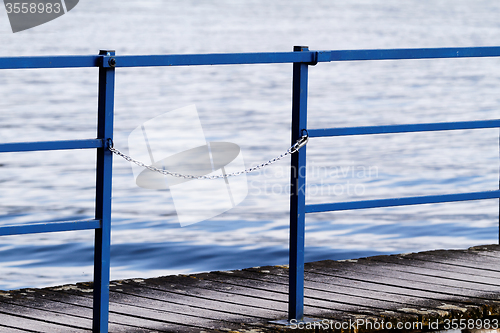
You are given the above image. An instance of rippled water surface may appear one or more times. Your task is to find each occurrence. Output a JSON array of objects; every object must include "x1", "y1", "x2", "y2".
[{"x1": 1, "y1": 0, "x2": 500, "y2": 290}]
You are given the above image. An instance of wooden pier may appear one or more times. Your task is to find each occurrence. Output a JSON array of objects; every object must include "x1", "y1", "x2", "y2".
[{"x1": 2, "y1": 244, "x2": 500, "y2": 332}]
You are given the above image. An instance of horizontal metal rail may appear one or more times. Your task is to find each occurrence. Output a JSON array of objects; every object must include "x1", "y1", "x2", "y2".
[
  {"x1": 308, "y1": 119, "x2": 500, "y2": 138},
  {"x1": 3, "y1": 46, "x2": 500, "y2": 70},
  {"x1": 305, "y1": 190, "x2": 500, "y2": 213},
  {"x1": 107, "y1": 52, "x2": 315, "y2": 68},
  {"x1": 0, "y1": 219, "x2": 101, "y2": 236},
  {"x1": 0, "y1": 55, "x2": 100, "y2": 69},
  {"x1": 0, "y1": 139, "x2": 103, "y2": 153},
  {"x1": 102, "y1": 46, "x2": 500, "y2": 67},
  {"x1": 326, "y1": 46, "x2": 500, "y2": 61}
]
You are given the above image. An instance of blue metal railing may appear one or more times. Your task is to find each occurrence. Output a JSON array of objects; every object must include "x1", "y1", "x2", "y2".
[
  {"x1": 1, "y1": 45, "x2": 500, "y2": 331},
  {"x1": 0, "y1": 49, "x2": 116, "y2": 333}
]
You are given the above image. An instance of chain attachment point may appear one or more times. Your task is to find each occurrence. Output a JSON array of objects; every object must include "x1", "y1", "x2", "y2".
[
  {"x1": 290, "y1": 131, "x2": 309, "y2": 154},
  {"x1": 106, "y1": 138, "x2": 114, "y2": 149}
]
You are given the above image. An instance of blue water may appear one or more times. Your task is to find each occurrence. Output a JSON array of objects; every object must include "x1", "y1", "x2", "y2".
[{"x1": 1, "y1": 0, "x2": 500, "y2": 290}]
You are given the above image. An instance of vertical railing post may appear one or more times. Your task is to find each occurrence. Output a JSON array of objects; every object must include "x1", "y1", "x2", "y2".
[
  {"x1": 289, "y1": 46, "x2": 309, "y2": 321},
  {"x1": 93, "y1": 50, "x2": 115, "y2": 333}
]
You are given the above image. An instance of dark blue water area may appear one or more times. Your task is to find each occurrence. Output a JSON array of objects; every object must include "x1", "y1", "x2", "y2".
[
  {"x1": 341, "y1": 222, "x2": 497, "y2": 240},
  {"x1": 108, "y1": 243, "x2": 388, "y2": 272},
  {"x1": 0, "y1": 240, "x2": 389, "y2": 271},
  {"x1": 0, "y1": 242, "x2": 93, "y2": 268},
  {"x1": 0, "y1": 223, "x2": 497, "y2": 289},
  {"x1": 0, "y1": 240, "x2": 389, "y2": 289},
  {"x1": 0, "y1": 213, "x2": 496, "y2": 290}
]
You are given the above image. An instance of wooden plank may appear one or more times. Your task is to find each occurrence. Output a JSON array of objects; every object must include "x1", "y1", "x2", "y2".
[
  {"x1": 281, "y1": 262, "x2": 498, "y2": 303},
  {"x1": 393, "y1": 253, "x2": 500, "y2": 276},
  {"x1": 429, "y1": 252, "x2": 500, "y2": 270},
  {"x1": 4, "y1": 287, "x2": 227, "y2": 333},
  {"x1": 56, "y1": 277, "x2": 287, "y2": 318},
  {"x1": 470, "y1": 245, "x2": 500, "y2": 258},
  {"x1": 306, "y1": 258, "x2": 500, "y2": 293},
  {"x1": 142, "y1": 275, "x2": 386, "y2": 319},
  {"x1": 0, "y1": 304, "x2": 91, "y2": 333},
  {"x1": 107, "y1": 278, "x2": 382, "y2": 326},
  {"x1": 0, "y1": 324, "x2": 31, "y2": 333},
  {"x1": 194, "y1": 271, "x2": 449, "y2": 324},
  {"x1": 0, "y1": 301, "x2": 91, "y2": 329},
  {"x1": 127, "y1": 275, "x2": 411, "y2": 325},
  {"x1": 211, "y1": 267, "x2": 488, "y2": 318},
  {"x1": 303, "y1": 269, "x2": 487, "y2": 302},
  {"x1": 0, "y1": 311, "x2": 89, "y2": 333},
  {"x1": 143, "y1": 272, "x2": 400, "y2": 318},
  {"x1": 303, "y1": 258, "x2": 500, "y2": 314},
  {"x1": 362, "y1": 255, "x2": 500, "y2": 285},
  {"x1": 106, "y1": 288, "x2": 273, "y2": 331},
  {"x1": 110, "y1": 283, "x2": 283, "y2": 321},
  {"x1": 8, "y1": 288, "x2": 240, "y2": 333},
  {"x1": 405, "y1": 248, "x2": 500, "y2": 270},
  {"x1": 112, "y1": 276, "x2": 289, "y2": 317},
  {"x1": 233, "y1": 265, "x2": 477, "y2": 307},
  {"x1": 39, "y1": 282, "x2": 276, "y2": 332}
]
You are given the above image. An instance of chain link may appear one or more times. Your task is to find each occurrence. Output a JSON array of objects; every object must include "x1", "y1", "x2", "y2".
[{"x1": 108, "y1": 134, "x2": 308, "y2": 180}]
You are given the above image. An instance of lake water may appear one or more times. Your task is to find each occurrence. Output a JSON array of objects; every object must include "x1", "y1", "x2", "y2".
[{"x1": 1, "y1": 0, "x2": 500, "y2": 290}]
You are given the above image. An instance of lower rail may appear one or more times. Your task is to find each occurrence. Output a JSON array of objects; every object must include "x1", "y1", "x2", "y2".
[
  {"x1": 306, "y1": 190, "x2": 500, "y2": 213},
  {"x1": 0, "y1": 219, "x2": 101, "y2": 236},
  {"x1": 0, "y1": 139, "x2": 104, "y2": 153}
]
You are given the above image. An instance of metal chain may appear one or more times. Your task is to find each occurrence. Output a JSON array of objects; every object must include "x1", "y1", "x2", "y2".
[{"x1": 108, "y1": 134, "x2": 308, "y2": 180}]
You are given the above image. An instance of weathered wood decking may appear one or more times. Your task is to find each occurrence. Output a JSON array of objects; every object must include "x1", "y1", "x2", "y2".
[{"x1": 2, "y1": 245, "x2": 500, "y2": 332}]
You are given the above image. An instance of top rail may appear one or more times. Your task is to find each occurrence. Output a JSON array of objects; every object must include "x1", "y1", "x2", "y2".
[
  {"x1": 112, "y1": 52, "x2": 315, "y2": 67},
  {"x1": 3, "y1": 46, "x2": 500, "y2": 70},
  {"x1": 324, "y1": 46, "x2": 500, "y2": 62},
  {"x1": 0, "y1": 55, "x2": 101, "y2": 69}
]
